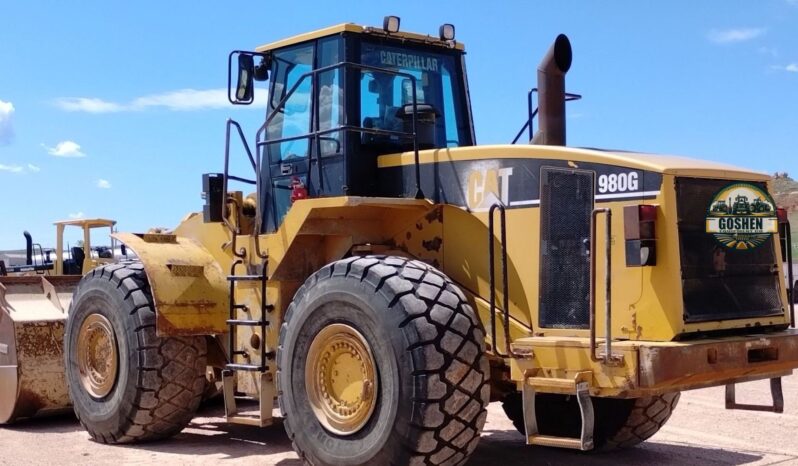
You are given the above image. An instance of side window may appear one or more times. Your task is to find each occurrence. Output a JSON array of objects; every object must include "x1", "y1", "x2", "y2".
[
  {"x1": 266, "y1": 44, "x2": 314, "y2": 163},
  {"x1": 317, "y1": 37, "x2": 342, "y2": 157},
  {"x1": 441, "y1": 67, "x2": 460, "y2": 147}
]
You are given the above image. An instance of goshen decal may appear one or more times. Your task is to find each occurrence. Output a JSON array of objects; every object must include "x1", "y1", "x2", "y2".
[{"x1": 705, "y1": 182, "x2": 778, "y2": 250}]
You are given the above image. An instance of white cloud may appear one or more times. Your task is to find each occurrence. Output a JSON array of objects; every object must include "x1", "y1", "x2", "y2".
[
  {"x1": 55, "y1": 88, "x2": 268, "y2": 113},
  {"x1": 68, "y1": 212, "x2": 84, "y2": 219},
  {"x1": 43, "y1": 140, "x2": 86, "y2": 158},
  {"x1": 0, "y1": 163, "x2": 41, "y2": 175},
  {"x1": 55, "y1": 97, "x2": 124, "y2": 113},
  {"x1": 0, "y1": 163, "x2": 24, "y2": 173},
  {"x1": 96, "y1": 178, "x2": 111, "y2": 189},
  {"x1": 0, "y1": 99, "x2": 14, "y2": 145},
  {"x1": 771, "y1": 63, "x2": 798, "y2": 73},
  {"x1": 707, "y1": 27, "x2": 766, "y2": 44}
]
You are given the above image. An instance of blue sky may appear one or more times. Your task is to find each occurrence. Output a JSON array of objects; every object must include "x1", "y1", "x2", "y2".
[{"x1": 1, "y1": 1, "x2": 797, "y2": 249}]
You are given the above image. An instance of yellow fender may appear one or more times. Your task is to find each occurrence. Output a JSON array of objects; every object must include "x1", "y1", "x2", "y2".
[{"x1": 112, "y1": 232, "x2": 228, "y2": 336}]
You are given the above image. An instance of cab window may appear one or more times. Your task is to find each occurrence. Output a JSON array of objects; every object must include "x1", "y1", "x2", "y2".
[
  {"x1": 266, "y1": 44, "x2": 314, "y2": 163},
  {"x1": 359, "y1": 42, "x2": 468, "y2": 149}
]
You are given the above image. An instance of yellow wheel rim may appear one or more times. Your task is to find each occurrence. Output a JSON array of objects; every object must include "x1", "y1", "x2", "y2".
[
  {"x1": 305, "y1": 323, "x2": 378, "y2": 436},
  {"x1": 76, "y1": 313, "x2": 119, "y2": 399}
]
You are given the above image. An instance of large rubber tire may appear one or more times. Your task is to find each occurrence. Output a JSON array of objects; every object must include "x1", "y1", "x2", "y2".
[
  {"x1": 501, "y1": 391, "x2": 680, "y2": 451},
  {"x1": 278, "y1": 255, "x2": 490, "y2": 466},
  {"x1": 64, "y1": 263, "x2": 207, "y2": 443}
]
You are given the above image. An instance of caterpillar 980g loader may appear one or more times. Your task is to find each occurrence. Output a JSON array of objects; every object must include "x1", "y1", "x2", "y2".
[{"x1": 5, "y1": 17, "x2": 797, "y2": 465}]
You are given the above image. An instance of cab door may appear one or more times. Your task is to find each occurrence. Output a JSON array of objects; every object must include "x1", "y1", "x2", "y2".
[{"x1": 262, "y1": 38, "x2": 345, "y2": 232}]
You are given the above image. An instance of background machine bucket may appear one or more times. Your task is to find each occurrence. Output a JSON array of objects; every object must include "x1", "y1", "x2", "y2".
[{"x1": 0, "y1": 276, "x2": 78, "y2": 423}]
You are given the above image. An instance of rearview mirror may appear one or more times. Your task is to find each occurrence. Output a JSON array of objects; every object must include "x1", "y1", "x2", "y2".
[
  {"x1": 228, "y1": 51, "x2": 267, "y2": 105},
  {"x1": 236, "y1": 54, "x2": 255, "y2": 103}
]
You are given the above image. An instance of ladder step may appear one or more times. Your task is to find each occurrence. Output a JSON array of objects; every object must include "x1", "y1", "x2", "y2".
[
  {"x1": 233, "y1": 304, "x2": 249, "y2": 310},
  {"x1": 227, "y1": 275, "x2": 263, "y2": 281},
  {"x1": 523, "y1": 378, "x2": 595, "y2": 451},
  {"x1": 528, "y1": 435, "x2": 584, "y2": 449},
  {"x1": 725, "y1": 377, "x2": 784, "y2": 413},
  {"x1": 227, "y1": 319, "x2": 269, "y2": 326},
  {"x1": 226, "y1": 415, "x2": 273, "y2": 427},
  {"x1": 226, "y1": 363, "x2": 266, "y2": 371}
]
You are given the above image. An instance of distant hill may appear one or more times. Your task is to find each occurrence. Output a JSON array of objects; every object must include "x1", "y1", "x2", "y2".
[{"x1": 772, "y1": 173, "x2": 798, "y2": 219}]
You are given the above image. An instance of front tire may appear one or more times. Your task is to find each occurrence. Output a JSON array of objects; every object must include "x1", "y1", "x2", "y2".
[
  {"x1": 278, "y1": 256, "x2": 490, "y2": 466},
  {"x1": 64, "y1": 263, "x2": 207, "y2": 443}
]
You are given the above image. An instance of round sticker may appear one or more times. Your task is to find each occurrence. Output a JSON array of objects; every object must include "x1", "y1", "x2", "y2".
[{"x1": 706, "y1": 182, "x2": 778, "y2": 250}]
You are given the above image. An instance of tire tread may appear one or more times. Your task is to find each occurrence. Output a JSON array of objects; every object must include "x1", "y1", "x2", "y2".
[
  {"x1": 67, "y1": 263, "x2": 206, "y2": 444},
  {"x1": 277, "y1": 255, "x2": 489, "y2": 466}
]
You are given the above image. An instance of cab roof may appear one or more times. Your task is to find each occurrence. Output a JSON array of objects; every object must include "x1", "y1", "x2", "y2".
[
  {"x1": 255, "y1": 23, "x2": 465, "y2": 53},
  {"x1": 53, "y1": 218, "x2": 116, "y2": 228}
]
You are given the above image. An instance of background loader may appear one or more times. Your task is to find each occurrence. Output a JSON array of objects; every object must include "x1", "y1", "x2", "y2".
[
  {"x1": 0, "y1": 218, "x2": 119, "y2": 424},
  {"x1": 3, "y1": 17, "x2": 797, "y2": 466}
]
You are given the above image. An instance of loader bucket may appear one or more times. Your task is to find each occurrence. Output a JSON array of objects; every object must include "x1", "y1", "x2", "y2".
[{"x1": 0, "y1": 276, "x2": 78, "y2": 424}]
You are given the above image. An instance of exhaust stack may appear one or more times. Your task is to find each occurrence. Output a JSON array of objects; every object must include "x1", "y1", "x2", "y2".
[
  {"x1": 531, "y1": 34, "x2": 572, "y2": 146},
  {"x1": 23, "y1": 231, "x2": 33, "y2": 265}
]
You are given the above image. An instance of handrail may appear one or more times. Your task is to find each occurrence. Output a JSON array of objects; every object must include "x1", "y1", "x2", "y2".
[
  {"x1": 222, "y1": 119, "x2": 258, "y2": 257},
  {"x1": 785, "y1": 220, "x2": 794, "y2": 327},
  {"x1": 511, "y1": 89, "x2": 582, "y2": 144},
  {"x1": 488, "y1": 203, "x2": 528, "y2": 358},
  {"x1": 589, "y1": 208, "x2": 618, "y2": 364}
]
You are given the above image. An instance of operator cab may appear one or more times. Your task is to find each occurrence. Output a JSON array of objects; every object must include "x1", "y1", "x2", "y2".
[{"x1": 226, "y1": 19, "x2": 474, "y2": 232}]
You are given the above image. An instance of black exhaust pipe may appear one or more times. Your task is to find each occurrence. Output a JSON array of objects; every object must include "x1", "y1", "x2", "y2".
[
  {"x1": 23, "y1": 231, "x2": 33, "y2": 265},
  {"x1": 531, "y1": 34, "x2": 572, "y2": 146}
]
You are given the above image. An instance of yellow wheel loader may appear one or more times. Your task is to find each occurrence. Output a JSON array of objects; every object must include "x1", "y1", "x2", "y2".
[
  {"x1": 6, "y1": 18, "x2": 798, "y2": 465},
  {"x1": 0, "y1": 218, "x2": 120, "y2": 424}
]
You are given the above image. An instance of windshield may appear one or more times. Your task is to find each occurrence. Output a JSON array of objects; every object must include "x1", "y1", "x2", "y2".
[{"x1": 360, "y1": 42, "x2": 468, "y2": 149}]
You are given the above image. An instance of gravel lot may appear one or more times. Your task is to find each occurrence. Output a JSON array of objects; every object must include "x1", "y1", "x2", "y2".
[{"x1": 2, "y1": 375, "x2": 797, "y2": 465}]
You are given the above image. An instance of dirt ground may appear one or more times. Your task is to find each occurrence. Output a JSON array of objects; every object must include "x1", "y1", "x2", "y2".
[{"x1": 2, "y1": 375, "x2": 798, "y2": 465}]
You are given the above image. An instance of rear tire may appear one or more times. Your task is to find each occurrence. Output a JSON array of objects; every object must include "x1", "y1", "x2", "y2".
[
  {"x1": 278, "y1": 255, "x2": 490, "y2": 466},
  {"x1": 501, "y1": 391, "x2": 680, "y2": 451},
  {"x1": 64, "y1": 263, "x2": 207, "y2": 443}
]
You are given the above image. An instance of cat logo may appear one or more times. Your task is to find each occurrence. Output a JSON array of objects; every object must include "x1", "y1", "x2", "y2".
[
  {"x1": 706, "y1": 182, "x2": 778, "y2": 250},
  {"x1": 465, "y1": 167, "x2": 513, "y2": 210}
]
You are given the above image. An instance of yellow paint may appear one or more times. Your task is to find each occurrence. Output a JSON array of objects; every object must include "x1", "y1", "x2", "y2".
[
  {"x1": 255, "y1": 23, "x2": 465, "y2": 53},
  {"x1": 377, "y1": 145, "x2": 770, "y2": 181},
  {"x1": 112, "y1": 232, "x2": 229, "y2": 336}
]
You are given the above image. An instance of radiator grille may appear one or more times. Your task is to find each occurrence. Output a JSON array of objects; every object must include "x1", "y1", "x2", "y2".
[{"x1": 539, "y1": 168, "x2": 594, "y2": 328}]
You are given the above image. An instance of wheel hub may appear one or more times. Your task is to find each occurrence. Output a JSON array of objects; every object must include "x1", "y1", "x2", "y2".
[
  {"x1": 306, "y1": 323, "x2": 378, "y2": 435},
  {"x1": 76, "y1": 313, "x2": 119, "y2": 399}
]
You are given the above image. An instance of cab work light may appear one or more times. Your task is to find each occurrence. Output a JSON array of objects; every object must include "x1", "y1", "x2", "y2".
[
  {"x1": 383, "y1": 16, "x2": 400, "y2": 33},
  {"x1": 439, "y1": 23, "x2": 455, "y2": 41},
  {"x1": 624, "y1": 204, "x2": 657, "y2": 266}
]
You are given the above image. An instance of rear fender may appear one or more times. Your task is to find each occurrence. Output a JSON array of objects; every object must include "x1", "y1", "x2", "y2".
[{"x1": 113, "y1": 232, "x2": 228, "y2": 336}]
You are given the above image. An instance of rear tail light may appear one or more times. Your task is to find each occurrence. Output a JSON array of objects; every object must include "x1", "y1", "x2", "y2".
[
  {"x1": 624, "y1": 204, "x2": 657, "y2": 266},
  {"x1": 777, "y1": 207, "x2": 788, "y2": 224},
  {"x1": 777, "y1": 207, "x2": 790, "y2": 262}
]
